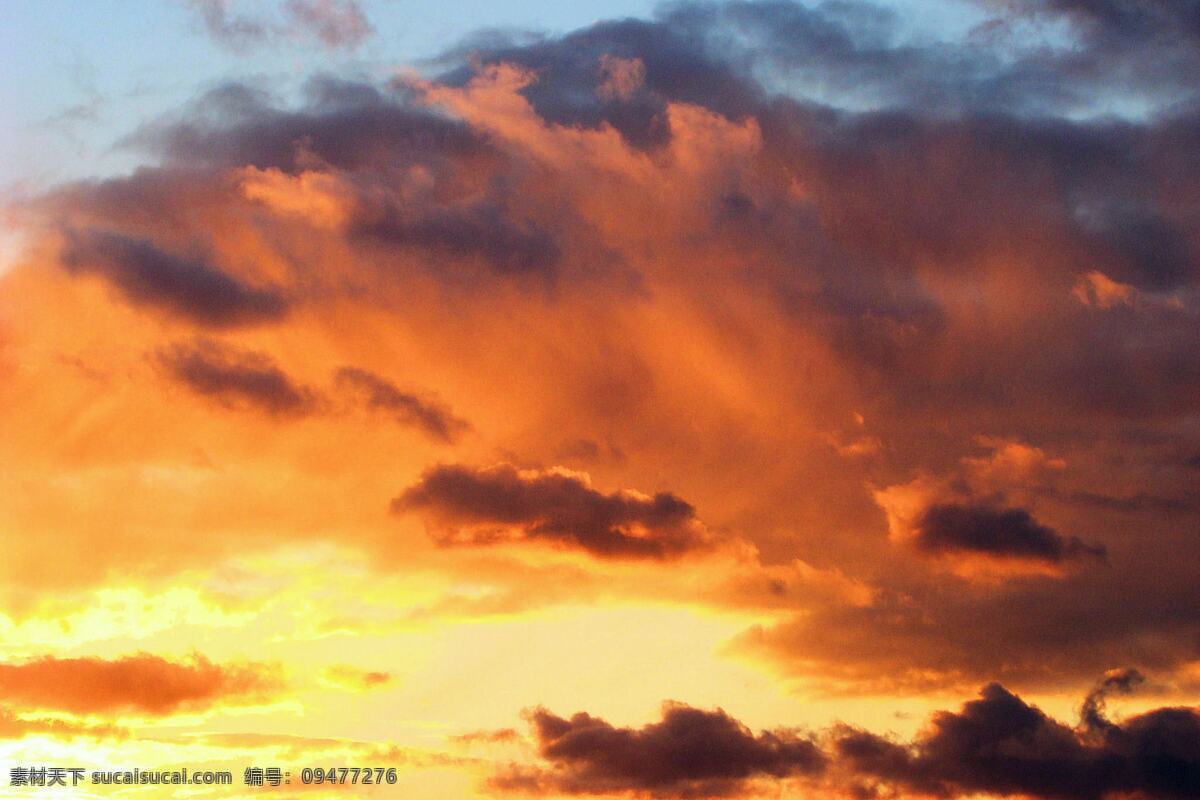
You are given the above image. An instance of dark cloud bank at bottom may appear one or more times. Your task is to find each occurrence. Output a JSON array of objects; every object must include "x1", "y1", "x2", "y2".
[{"x1": 488, "y1": 677, "x2": 1199, "y2": 799}]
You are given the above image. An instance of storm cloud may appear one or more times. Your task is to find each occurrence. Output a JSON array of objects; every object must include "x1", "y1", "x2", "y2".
[{"x1": 913, "y1": 502, "x2": 1105, "y2": 564}]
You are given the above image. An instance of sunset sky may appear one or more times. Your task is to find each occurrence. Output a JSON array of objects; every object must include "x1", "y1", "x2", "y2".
[{"x1": 1, "y1": 1, "x2": 1199, "y2": 798}]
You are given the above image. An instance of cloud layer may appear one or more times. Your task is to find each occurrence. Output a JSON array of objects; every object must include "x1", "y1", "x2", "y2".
[
  {"x1": 496, "y1": 680, "x2": 1200, "y2": 800},
  {"x1": 3, "y1": 2, "x2": 1200, "y2": 792}
]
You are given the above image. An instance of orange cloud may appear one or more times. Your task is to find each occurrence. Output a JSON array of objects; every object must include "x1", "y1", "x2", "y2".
[
  {"x1": 2, "y1": 0, "x2": 1199, "y2": 712},
  {"x1": 0, "y1": 653, "x2": 282, "y2": 715},
  {"x1": 1073, "y1": 271, "x2": 1136, "y2": 309}
]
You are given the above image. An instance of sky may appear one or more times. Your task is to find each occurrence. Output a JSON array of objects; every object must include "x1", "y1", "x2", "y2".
[{"x1": 0, "y1": 1, "x2": 1199, "y2": 799}]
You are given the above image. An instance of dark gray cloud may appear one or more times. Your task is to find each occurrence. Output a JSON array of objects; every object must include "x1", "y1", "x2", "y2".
[
  {"x1": 119, "y1": 77, "x2": 575, "y2": 285},
  {"x1": 1080, "y1": 668, "x2": 1146, "y2": 733},
  {"x1": 1002, "y1": 0, "x2": 1200, "y2": 44},
  {"x1": 393, "y1": 463, "x2": 709, "y2": 559},
  {"x1": 492, "y1": 702, "x2": 825, "y2": 797},
  {"x1": 59, "y1": 229, "x2": 289, "y2": 328},
  {"x1": 157, "y1": 339, "x2": 319, "y2": 416},
  {"x1": 129, "y1": 77, "x2": 490, "y2": 173},
  {"x1": 732, "y1": 558, "x2": 1200, "y2": 692},
  {"x1": 495, "y1": 682, "x2": 1200, "y2": 800},
  {"x1": 1041, "y1": 488, "x2": 1200, "y2": 515},
  {"x1": 835, "y1": 681, "x2": 1200, "y2": 800},
  {"x1": 435, "y1": 15, "x2": 761, "y2": 149},
  {"x1": 443, "y1": 0, "x2": 1200, "y2": 129},
  {"x1": 157, "y1": 347, "x2": 473, "y2": 434},
  {"x1": 914, "y1": 503, "x2": 1106, "y2": 563},
  {"x1": 334, "y1": 367, "x2": 470, "y2": 443},
  {"x1": 350, "y1": 198, "x2": 561, "y2": 278}
]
